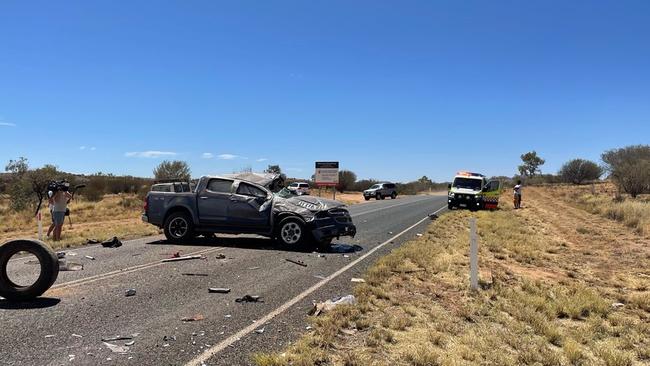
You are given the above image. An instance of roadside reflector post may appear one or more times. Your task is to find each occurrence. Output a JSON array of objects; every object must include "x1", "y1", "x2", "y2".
[
  {"x1": 37, "y1": 211, "x2": 43, "y2": 241},
  {"x1": 469, "y1": 218, "x2": 479, "y2": 290}
]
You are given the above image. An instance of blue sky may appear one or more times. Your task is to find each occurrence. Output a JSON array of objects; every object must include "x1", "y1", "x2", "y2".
[{"x1": 1, "y1": 1, "x2": 649, "y2": 182}]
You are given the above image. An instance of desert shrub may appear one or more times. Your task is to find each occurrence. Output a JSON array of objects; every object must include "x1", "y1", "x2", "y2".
[
  {"x1": 559, "y1": 159, "x2": 603, "y2": 184},
  {"x1": 602, "y1": 145, "x2": 650, "y2": 198}
]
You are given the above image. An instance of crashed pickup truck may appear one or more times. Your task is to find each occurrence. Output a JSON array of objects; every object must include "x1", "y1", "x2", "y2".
[{"x1": 142, "y1": 173, "x2": 356, "y2": 249}]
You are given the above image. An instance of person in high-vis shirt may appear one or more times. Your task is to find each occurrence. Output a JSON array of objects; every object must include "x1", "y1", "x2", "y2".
[{"x1": 513, "y1": 180, "x2": 522, "y2": 209}]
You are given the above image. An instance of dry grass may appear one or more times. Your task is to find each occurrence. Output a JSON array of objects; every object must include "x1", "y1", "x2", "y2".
[
  {"x1": 0, "y1": 194, "x2": 159, "y2": 250},
  {"x1": 254, "y1": 186, "x2": 650, "y2": 366}
]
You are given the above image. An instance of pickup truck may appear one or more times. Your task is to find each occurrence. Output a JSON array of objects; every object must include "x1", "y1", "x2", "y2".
[{"x1": 142, "y1": 174, "x2": 356, "y2": 250}]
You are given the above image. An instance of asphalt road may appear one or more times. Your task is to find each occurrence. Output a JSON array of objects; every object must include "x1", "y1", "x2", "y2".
[{"x1": 0, "y1": 194, "x2": 447, "y2": 366}]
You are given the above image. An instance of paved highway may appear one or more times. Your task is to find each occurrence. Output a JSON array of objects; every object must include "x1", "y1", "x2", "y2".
[{"x1": 0, "y1": 195, "x2": 447, "y2": 366}]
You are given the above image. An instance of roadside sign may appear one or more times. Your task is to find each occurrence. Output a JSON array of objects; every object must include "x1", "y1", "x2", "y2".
[{"x1": 315, "y1": 162, "x2": 339, "y2": 186}]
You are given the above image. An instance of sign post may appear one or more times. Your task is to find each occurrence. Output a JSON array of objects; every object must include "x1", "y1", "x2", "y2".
[
  {"x1": 315, "y1": 162, "x2": 339, "y2": 200},
  {"x1": 469, "y1": 218, "x2": 478, "y2": 290}
]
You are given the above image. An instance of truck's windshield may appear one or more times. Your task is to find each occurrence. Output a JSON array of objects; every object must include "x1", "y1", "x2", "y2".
[{"x1": 452, "y1": 178, "x2": 482, "y2": 190}]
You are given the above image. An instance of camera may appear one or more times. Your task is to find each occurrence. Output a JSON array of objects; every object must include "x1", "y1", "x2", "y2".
[{"x1": 47, "y1": 180, "x2": 70, "y2": 193}]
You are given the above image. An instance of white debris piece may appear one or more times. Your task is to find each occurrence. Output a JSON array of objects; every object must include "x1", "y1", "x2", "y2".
[{"x1": 103, "y1": 342, "x2": 130, "y2": 354}]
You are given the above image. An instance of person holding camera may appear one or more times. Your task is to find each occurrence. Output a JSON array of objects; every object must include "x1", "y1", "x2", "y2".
[{"x1": 51, "y1": 187, "x2": 73, "y2": 241}]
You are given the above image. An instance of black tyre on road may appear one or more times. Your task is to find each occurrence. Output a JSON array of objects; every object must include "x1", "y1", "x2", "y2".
[
  {"x1": 364, "y1": 196, "x2": 370, "y2": 201},
  {"x1": 375, "y1": 193, "x2": 382, "y2": 200},
  {"x1": 276, "y1": 217, "x2": 306, "y2": 248},
  {"x1": 164, "y1": 211, "x2": 194, "y2": 243},
  {"x1": 390, "y1": 192, "x2": 397, "y2": 199},
  {"x1": 0, "y1": 239, "x2": 59, "y2": 302}
]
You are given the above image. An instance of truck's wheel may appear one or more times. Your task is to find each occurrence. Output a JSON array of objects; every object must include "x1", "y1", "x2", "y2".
[
  {"x1": 391, "y1": 192, "x2": 397, "y2": 199},
  {"x1": 375, "y1": 193, "x2": 382, "y2": 200},
  {"x1": 0, "y1": 239, "x2": 59, "y2": 302},
  {"x1": 364, "y1": 196, "x2": 370, "y2": 201},
  {"x1": 164, "y1": 212, "x2": 194, "y2": 243},
  {"x1": 276, "y1": 217, "x2": 306, "y2": 248}
]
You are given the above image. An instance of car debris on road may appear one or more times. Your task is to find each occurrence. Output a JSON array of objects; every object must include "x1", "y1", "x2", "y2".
[
  {"x1": 285, "y1": 258, "x2": 307, "y2": 267},
  {"x1": 181, "y1": 273, "x2": 209, "y2": 276},
  {"x1": 125, "y1": 289, "x2": 136, "y2": 297},
  {"x1": 161, "y1": 255, "x2": 204, "y2": 263},
  {"x1": 235, "y1": 295, "x2": 263, "y2": 303},
  {"x1": 215, "y1": 253, "x2": 226, "y2": 259},
  {"x1": 350, "y1": 278, "x2": 365, "y2": 283},
  {"x1": 208, "y1": 287, "x2": 231, "y2": 293},
  {"x1": 103, "y1": 342, "x2": 129, "y2": 354},
  {"x1": 85, "y1": 255, "x2": 96, "y2": 260},
  {"x1": 181, "y1": 314, "x2": 205, "y2": 322},
  {"x1": 101, "y1": 237, "x2": 123, "y2": 248},
  {"x1": 101, "y1": 335, "x2": 134, "y2": 342}
]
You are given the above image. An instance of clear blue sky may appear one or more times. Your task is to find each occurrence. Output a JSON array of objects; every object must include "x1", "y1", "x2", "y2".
[{"x1": 1, "y1": 1, "x2": 649, "y2": 182}]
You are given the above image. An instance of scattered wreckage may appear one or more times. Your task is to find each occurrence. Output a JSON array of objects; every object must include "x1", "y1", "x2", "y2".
[
  {"x1": 142, "y1": 172, "x2": 357, "y2": 250},
  {"x1": 0, "y1": 239, "x2": 59, "y2": 301}
]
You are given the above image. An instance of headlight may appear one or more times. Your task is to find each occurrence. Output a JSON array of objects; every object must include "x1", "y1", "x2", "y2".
[{"x1": 448, "y1": 192, "x2": 455, "y2": 198}]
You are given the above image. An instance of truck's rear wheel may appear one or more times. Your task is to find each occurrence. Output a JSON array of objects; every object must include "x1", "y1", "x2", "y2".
[
  {"x1": 276, "y1": 217, "x2": 306, "y2": 248},
  {"x1": 164, "y1": 212, "x2": 194, "y2": 243},
  {"x1": 375, "y1": 193, "x2": 382, "y2": 200},
  {"x1": 391, "y1": 192, "x2": 397, "y2": 199},
  {"x1": 0, "y1": 239, "x2": 59, "y2": 302}
]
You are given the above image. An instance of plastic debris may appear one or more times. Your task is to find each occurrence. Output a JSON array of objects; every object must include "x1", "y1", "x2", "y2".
[
  {"x1": 56, "y1": 251, "x2": 66, "y2": 259},
  {"x1": 59, "y1": 261, "x2": 84, "y2": 271},
  {"x1": 350, "y1": 278, "x2": 366, "y2": 283},
  {"x1": 125, "y1": 289, "x2": 136, "y2": 297},
  {"x1": 285, "y1": 258, "x2": 307, "y2": 267},
  {"x1": 255, "y1": 327, "x2": 265, "y2": 334},
  {"x1": 101, "y1": 237, "x2": 122, "y2": 248},
  {"x1": 235, "y1": 295, "x2": 263, "y2": 303},
  {"x1": 87, "y1": 239, "x2": 100, "y2": 244},
  {"x1": 85, "y1": 255, "x2": 96, "y2": 260},
  {"x1": 224, "y1": 314, "x2": 232, "y2": 318},
  {"x1": 416, "y1": 233, "x2": 423, "y2": 237},
  {"x1": 215, "y1": 254, "x2": 226, "y2": 259},
  {"x1": 163, "y1": 335, "x2": 176, "y2": 342},
  {"x1": 182, "y1": 273, "x2": 209, "y2": 277},
  {"x1": 45, "y1": 334, "x2": 55, "y2": 338},
  {"x1": 208, "y1": 288, "x2": 231, "y2": 294},
  {"x1": 612, "y1": 302, "x2": 625, "y2": 309},
  {"x1": 305, "y1": 326, "x2": 313, "y2": 331},
  {"x1": 248, "y1": 266, "x2": 260, "y2": 270},
  {"x1": 388, "y1": 231, "x2": 394, "y2": 235},
  {"x1": 103, "y1": 342, "x2": 129, "y2": 354},
  {"x1": 429, "y1": 213, "x2": 439, "y2": 220},
  {"x1": 309, "y1": 295, "x2": 357, "y2": 316},
  {"x1": 171, "y1": 251, "x2": 181, "y2": 258},
  {"x1": 313, "y1": 275, "x2": 326, "y2": 280},
  {"x1": 328, "y1": 244, "x2": 363, "y2": 253},
  {"x1": 125, "y1": 341, "x2": 135, "y2": 346},
  {"x1": 161, "y1": 255, "x2": 203, "y2": 263},
  {"x1": 181, "y1": 314, "x2": 205, "y2": 322},
  {"x1": 72, "y1": 334, "x2": 83, "y2": 338}
]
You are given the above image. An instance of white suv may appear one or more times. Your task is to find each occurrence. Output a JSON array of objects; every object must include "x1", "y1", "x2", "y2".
[{"x1": 287, "y1": 182, "x2": 311, "y2": 195}]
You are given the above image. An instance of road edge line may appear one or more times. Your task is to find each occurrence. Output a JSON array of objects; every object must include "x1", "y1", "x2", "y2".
[{"x1": 185, "y1": 204, "x2": 447, "y2": 366}]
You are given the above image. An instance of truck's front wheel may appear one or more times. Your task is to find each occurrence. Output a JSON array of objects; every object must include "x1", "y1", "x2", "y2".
[
  {"x1": 276, "y1": 217, "x2": 306, "y2": 248},
  {"x1": 164, "y1": 212, "x2": 194, "y2": 243}
]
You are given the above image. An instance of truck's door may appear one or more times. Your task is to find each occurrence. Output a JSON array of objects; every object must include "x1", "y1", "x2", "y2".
[
  {"x1": 482, "y1": 180, "x2": 501, "y2": 209},
  {"x1": 228, "y1": 181, "x2": 272, "y2": 229},
  {"x1": 197, "y1": 178, "x2": 233, "y2": 224}
]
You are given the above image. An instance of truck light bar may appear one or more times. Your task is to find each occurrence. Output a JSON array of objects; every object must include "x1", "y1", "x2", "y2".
[{"x1": 456, "y1": 171, "x2": 485, "y2": 178}]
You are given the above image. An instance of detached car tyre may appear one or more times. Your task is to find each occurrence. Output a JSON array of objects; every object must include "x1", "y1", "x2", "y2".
[
  {"x1": 164, "y1": 211, "x2": 195, "y2": 243},
  {"x1": 0, "y1": 239, "x2": 59, "y2": 302},
  {"x1": 277, "y1": 217, "x2": 306, "y2": 248}
]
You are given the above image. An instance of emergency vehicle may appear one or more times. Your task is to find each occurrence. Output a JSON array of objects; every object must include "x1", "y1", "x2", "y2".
[{"x1": 447, "y1": 171, "x2": 501, "y2": 210}]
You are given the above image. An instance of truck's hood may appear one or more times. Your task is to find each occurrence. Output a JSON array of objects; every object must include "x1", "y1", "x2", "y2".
[
  {"x1": 450, "y1": 187, "x2": 481, "y2": 195},
  {"x1": 273, "y1": 195, "x2": 346, "y2": 219}
]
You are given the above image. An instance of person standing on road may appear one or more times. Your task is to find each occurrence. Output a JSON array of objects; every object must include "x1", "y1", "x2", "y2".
[
  {"x1": 513, "y1": 180, "x2": 522, "y2": 209},
  {"x1": 52, "y1": 188, "x2": 73, "y2": 241}
]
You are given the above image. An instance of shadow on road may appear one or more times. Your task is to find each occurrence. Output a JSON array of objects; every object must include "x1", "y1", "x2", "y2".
[
  {"x1": 0, "y1": 297, "x2": 61, "y2": 310},
  {"x1": 145, "y1": 236, "x2": 365, "y2": 254}
]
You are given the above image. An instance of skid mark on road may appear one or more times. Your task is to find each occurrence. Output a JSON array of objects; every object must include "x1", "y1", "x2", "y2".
[{"x1": 185, "y1": 204, "x2": 447, "y2": 366}]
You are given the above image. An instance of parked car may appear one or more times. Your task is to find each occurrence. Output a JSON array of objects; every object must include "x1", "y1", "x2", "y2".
[
  {"x1": 363, "y1": 182, "x2": 397, "y2": 200},
  {"x1": 287, "y1": 182, "x2": 311, "y2": 195},
  {"x1": 142, "y1": 173, "x2": 356, "y2": 250}
]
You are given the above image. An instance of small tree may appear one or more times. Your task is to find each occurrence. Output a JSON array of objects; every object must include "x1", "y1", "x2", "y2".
[
  {"x1": 518, "y1": 151, "x2": 545, "y2": 177},
  {"x1": 602, "y1": 145, "x2": 650, "y2": 198},
  {"x1": 5, "y1": 157, "x2": 31, "y2": 211},
  {"x1": 153, "y1": 160, "x2": 191, "y2": 181},
  {"x1": 265, "y1": 165, "x2": 282, "y2": 174},
  {"x1": 559, "y1": 159, "x2": 603, "y2": 185},
  {"x1": 337, "y1": 170, "x2": 357, "y2": 192}
]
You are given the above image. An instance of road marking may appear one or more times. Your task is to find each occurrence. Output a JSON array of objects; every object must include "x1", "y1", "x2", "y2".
[
  {"x1": 351, "y1": 196, "x2": 437, "y2": 217},
  {"x1": 185, "y1": 204, "x2": 448, "y2": 366},
  {"x1": 45, "y1": 196, "x2": 440, "y2": 292},
  {"x1": 49, "y1": 246, "x2": 222, "y2": 290}
]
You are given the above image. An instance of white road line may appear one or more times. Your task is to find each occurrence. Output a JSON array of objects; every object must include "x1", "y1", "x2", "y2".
[
  {"x1": 49, "y1": 246, "x2": 222, "y2": 290},
  {"x1": 185, "y1": 204, "x2": 448, "y2": 366}
]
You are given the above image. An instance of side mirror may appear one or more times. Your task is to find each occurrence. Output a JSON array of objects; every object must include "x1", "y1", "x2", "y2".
[{"x1": 447, "y1": 183, "x2": 452, "y2": 189}]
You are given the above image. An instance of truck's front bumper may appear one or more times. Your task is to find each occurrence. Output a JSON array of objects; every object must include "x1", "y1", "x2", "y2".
[{"x1": 309, "y1": 209, "x2": 357, "y2": 242}]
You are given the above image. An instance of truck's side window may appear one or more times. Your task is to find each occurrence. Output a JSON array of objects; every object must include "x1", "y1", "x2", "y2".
[
  {"x1": 236, "y1": 182, "x2": 267, "y2": 198},
  {"x1": 207, "y1": 179, "x2": 233, "y2": 193}
]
